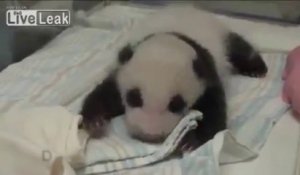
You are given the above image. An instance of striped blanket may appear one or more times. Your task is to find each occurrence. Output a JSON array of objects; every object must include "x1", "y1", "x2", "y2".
[{"x1": 0, "y1": 4, "x2": 289, "y2": 175}]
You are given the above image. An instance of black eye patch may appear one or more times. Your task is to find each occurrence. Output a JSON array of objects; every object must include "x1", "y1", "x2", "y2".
[
  {"x1": 126, "y1": 88, "x2": 143, "y2": 108},
  {"x1": 168, "y1": 95, "x2": 186, "y2": 114}
]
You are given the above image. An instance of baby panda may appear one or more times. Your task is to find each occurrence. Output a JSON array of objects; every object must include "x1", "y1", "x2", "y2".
[{"x1": 80, "y1": 6, "x2": 267, "y2": 148}]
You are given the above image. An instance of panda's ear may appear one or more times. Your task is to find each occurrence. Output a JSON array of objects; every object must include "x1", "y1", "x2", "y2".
[{"x1": 118, "y1": 44, "x2": 133, "y2": 64}]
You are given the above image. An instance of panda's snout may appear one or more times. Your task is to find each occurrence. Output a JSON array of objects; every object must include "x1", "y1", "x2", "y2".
[{"x1": 124, "y1": 108, "x2": 181, "y2": 142}]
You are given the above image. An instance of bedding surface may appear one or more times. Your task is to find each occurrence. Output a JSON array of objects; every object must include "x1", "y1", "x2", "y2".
[
  {"x1": 0, "y1": 106, "x2": 84, "y2": 175},
  {"x1": 221, "y1": 111, "x2": 300, "y2": 175},
  {"x1": 0, "y1": 3, "x2": 298, "y2": 175}
]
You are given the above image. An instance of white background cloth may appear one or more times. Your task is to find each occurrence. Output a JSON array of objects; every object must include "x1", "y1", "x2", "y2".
[{"x1": 0, "y1": 106, "x2": 85, "y2": 175}]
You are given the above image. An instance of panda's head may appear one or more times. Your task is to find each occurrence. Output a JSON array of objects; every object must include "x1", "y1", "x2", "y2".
[{"x1": 116, "y1": 33, "x2": 213, "y2": 143}]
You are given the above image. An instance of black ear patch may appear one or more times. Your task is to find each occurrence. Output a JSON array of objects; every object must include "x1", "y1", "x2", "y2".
[{"x1": 118, "y1": 45, "x2": 133, "y2": 64}]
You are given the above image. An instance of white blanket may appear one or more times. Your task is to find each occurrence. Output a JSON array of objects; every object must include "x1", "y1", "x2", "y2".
[
  {"x1": 0, "y1": 106, "x2": 85, "y2": 175},
  {"x1": 0, "y1": 3, "x2": 294, "y2": 175}
]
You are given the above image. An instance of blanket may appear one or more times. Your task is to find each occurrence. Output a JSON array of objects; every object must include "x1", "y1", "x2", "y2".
[{"x1": 0, "y1": 106, "x2": 86, "y2": 175}]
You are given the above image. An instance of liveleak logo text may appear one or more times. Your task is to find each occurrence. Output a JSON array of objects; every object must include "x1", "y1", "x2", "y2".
[{"x1": 6, "y1": 10, "x2": 71, "y2": 26}]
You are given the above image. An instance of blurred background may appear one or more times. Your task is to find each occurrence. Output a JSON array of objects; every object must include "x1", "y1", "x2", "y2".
[{"x1": 0, "y1": 0, "x2": 299, "y2": 71}]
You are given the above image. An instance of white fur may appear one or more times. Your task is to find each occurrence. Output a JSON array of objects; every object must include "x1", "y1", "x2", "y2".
[
  {"x1": 128, "y1": 5, "x2": 232, "y2": 82},
  {"x1": 117, "y1": 6, "x2": 231, "y2": 141}
]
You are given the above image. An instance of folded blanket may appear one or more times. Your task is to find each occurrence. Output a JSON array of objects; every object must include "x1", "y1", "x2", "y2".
[
  {"x1": 0, "y1": 106, "x2": 87, "y2": 175},
  {"x1": 77, "y1": 110, "x2": 203, "y2": 174}
]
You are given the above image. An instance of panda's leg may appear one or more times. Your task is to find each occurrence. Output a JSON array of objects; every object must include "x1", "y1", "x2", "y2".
[
  {"x1": 80, "y1": 75, "x2": 125, "y2": 138},
  {"x1": 226, "y1": 32, "x2": 268, "y2": 77},
  {"x1": 179, "y1": 83, "x2": 227, "y2": 150},
  {"x1": 194, "y1": 84, "x2": 227, "y2": 144}
]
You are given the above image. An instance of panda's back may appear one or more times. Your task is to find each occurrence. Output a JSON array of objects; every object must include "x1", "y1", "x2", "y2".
[{"x1": 129, "y1": 5, "x2": 231, "y2": 83}]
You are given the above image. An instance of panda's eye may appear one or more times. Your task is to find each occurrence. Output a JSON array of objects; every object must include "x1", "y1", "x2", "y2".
[
  {"x1": 126, "y1": 88, "x2": 143, "y2": 108},
  {"x1": 168, "y1": 95, "x2": 186, "y2": 114}
]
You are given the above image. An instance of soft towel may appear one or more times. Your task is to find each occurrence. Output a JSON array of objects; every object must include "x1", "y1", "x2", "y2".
[{"x1": 77, "y1": 110, "x2": 203, "y2": 174}]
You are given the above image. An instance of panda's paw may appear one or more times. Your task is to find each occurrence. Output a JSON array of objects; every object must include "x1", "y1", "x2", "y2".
[
  {"x1": 177, "y1": 131, "x2": 202, "y2": 153},
  {"x1": 239, "y1": 59, "x2": 268, "y2": 78},
  {"x1": 240, "y1": 68, "x2": 267, "y2": 78},
  {"x1": 80, "y1": 115, "x2": 108, "y2": 138},
  {"x1": 180, "y1": 142, "x2": 198, "y2": 153}
]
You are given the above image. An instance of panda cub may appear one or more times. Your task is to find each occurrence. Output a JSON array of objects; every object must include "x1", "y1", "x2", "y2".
[{"x1": 80, "y1": 6, "x2": 267, "y2": 148}]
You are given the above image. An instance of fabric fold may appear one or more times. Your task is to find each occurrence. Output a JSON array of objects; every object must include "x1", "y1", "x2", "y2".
[{"x1": 78, "y1": 111, "x2": 203, "y2": 174}]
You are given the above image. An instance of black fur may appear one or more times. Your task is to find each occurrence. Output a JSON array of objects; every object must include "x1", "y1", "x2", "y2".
[
  {"x1": 169, "y1": 32, "x2": 227, "y2": 147},
  {"x1": 80, "y1": 74, "x2": 124, "y2": 136},
  {"x1": 170, "y1": 32, "x2": 219, "y2": 85},
  {"x1": 126, "y1": 88, "x2": 143, "y2": 108},
  {"x1": 118, "y1": 34, "x2": 155, "y2": 65},
  {"x1": 226, "y1": 32, "x2": 268, "y2": 77},
  {"x1": 118, "y1": 45, "x2": 133, "y2": 64},
  {"x1": 178, "y1": 82, "x2": 227, "y2": 150},
  {"x1": 191, "y1": 83, "x2": 226, "y2": 144},
  {"x1": 168, "y1": 94, "x2": 186, "y2": 114}
]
